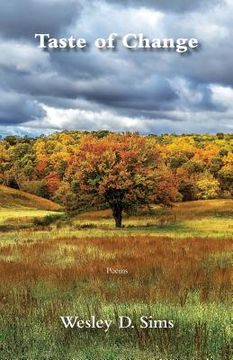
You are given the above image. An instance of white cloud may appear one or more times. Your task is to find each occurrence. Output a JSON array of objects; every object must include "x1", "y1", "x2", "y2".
[
  {"x1": 0, "y1": 39, "x2": 50, "y2": 73},
  {"x1": 20, "y1": 101, "x2": 233, "y2": 135},
  {"x1": 211, "y1": 85, "x2": 233, "y2": 109},
  {"x1": 23, "y1": 104, "x2": 145, "y2": 132}
]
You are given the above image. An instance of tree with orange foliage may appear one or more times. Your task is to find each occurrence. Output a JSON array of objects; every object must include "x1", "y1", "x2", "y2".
[{"x1": 68, "y1": 134, "x2": 177, "y2": 227}]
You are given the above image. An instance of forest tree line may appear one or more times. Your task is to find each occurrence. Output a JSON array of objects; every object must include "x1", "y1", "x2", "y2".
[{"x1": 0, "y1": 131, "x2": 232, "y2": 224}]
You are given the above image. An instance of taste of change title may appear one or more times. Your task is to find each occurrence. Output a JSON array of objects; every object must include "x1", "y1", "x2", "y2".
[{"x1": 35, "y1": 33, "x2": 200, "y2": 54}]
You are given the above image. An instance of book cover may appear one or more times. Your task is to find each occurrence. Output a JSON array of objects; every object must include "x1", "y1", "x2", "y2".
[{"x1": 0, "y1": 1, "x2": 232, "y2": 359}]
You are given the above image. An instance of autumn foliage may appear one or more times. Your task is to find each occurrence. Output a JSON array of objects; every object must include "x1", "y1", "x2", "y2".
[
  {"x1": 0, "y1": 131, "x2": 232, "y2": 226},
  {"x1": 67, "y1": 134, "x2": 176, "y2": 226}
]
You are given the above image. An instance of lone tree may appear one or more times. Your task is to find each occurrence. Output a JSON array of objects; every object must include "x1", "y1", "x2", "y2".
[{"x1": 68, "y1": 133, "x2": 177, "y2": 228}]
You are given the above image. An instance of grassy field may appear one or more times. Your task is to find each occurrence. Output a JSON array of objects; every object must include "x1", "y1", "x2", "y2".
[{"x1": 0, "y1": 196, "x2": 232, "y2": 360}]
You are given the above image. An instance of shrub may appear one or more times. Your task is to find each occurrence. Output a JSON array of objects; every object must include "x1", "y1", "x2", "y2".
[
  {"x1": 33, "y1": 213, "x2": 64, "y2": 226},
  {"x1": 22, "y1": 180, "x2": 50, "y2": 199}
]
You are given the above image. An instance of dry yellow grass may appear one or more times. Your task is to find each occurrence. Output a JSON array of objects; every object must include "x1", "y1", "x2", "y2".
[
  {"x1": 0, "y1": 234, "x2": 232, "y2": 304},
  {"x1": 79, "y1": 199, "x2": 233, "y2": 221},
  {"x1": 171, "y1": 199, "x2": 233, "y2": 220},
  {"x1": 0, "y1": 199, "x2": 232, "y2": 360}
]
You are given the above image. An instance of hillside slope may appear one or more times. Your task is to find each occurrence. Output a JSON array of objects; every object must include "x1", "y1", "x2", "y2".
[
  {"x1": 79, "y1": 199, "x2": 233, "y2": 220},
  {"x1": 0, "y1": 185, "x2": 62, "y2": 211}
]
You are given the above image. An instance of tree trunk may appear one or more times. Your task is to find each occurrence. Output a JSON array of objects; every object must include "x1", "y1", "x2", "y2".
[
  {"x1": 105, "y1": 189, "x2": 124, "y2": 228},
  {"x1": 112, "y1": 205, "x2": 122, "y2": 228}
]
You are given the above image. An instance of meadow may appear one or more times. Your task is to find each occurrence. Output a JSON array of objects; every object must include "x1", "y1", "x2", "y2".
[{"x1": 0, "y1": 196, "x2": 232, "y2": 360}]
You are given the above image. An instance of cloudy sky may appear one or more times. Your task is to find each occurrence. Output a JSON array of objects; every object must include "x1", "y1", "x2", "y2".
[{"x1": 0, "y1": 0, "x2": 233, "y2": 136}]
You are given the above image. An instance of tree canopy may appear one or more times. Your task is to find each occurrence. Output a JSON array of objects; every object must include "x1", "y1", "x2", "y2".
[{"x1": 67, "y1": 134, "x2": 177, "y2": 227}]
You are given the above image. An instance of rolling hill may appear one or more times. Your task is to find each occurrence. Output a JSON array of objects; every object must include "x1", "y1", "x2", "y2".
[{"x1": 0, "y1": 185, "x2": 62, "y2": 211}]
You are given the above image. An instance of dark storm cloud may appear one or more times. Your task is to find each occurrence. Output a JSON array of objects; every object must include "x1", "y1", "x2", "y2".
[
  {"x1": 0, "y1": 0, "x2": 81, "y2": 40},
  {"x1": 104, "y1": 0, "x2": 219, "y2": 13},
  {"x1": 0, "y1": 92, "x2": 45, "y2": 125},
  {"x1": 0, "y1": 0, "x2": 232, "y2": 134},
  {"x1": 0, "y1": 46, "x2": 224, "y2": 125},
  {"x1": 80, "y1": 76, "x2": 178, "y2": 111},
  {"x1": 1, "y1": 60, "x2": 182, "y2": 115},
  {"x1": 3, "y1": 75, "x2": 176, "y2": 113}
]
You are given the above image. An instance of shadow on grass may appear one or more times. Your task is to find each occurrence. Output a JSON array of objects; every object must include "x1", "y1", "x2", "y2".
[
  {"x1": 213, "y1": 211, "x2": 233, "y2": 219},
  {"x1": 0, "y1": 224, "x2": 32, "y2": 232},
  {"x1": 126, "y1": 222, "x2": 190, "y2": 234}
]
